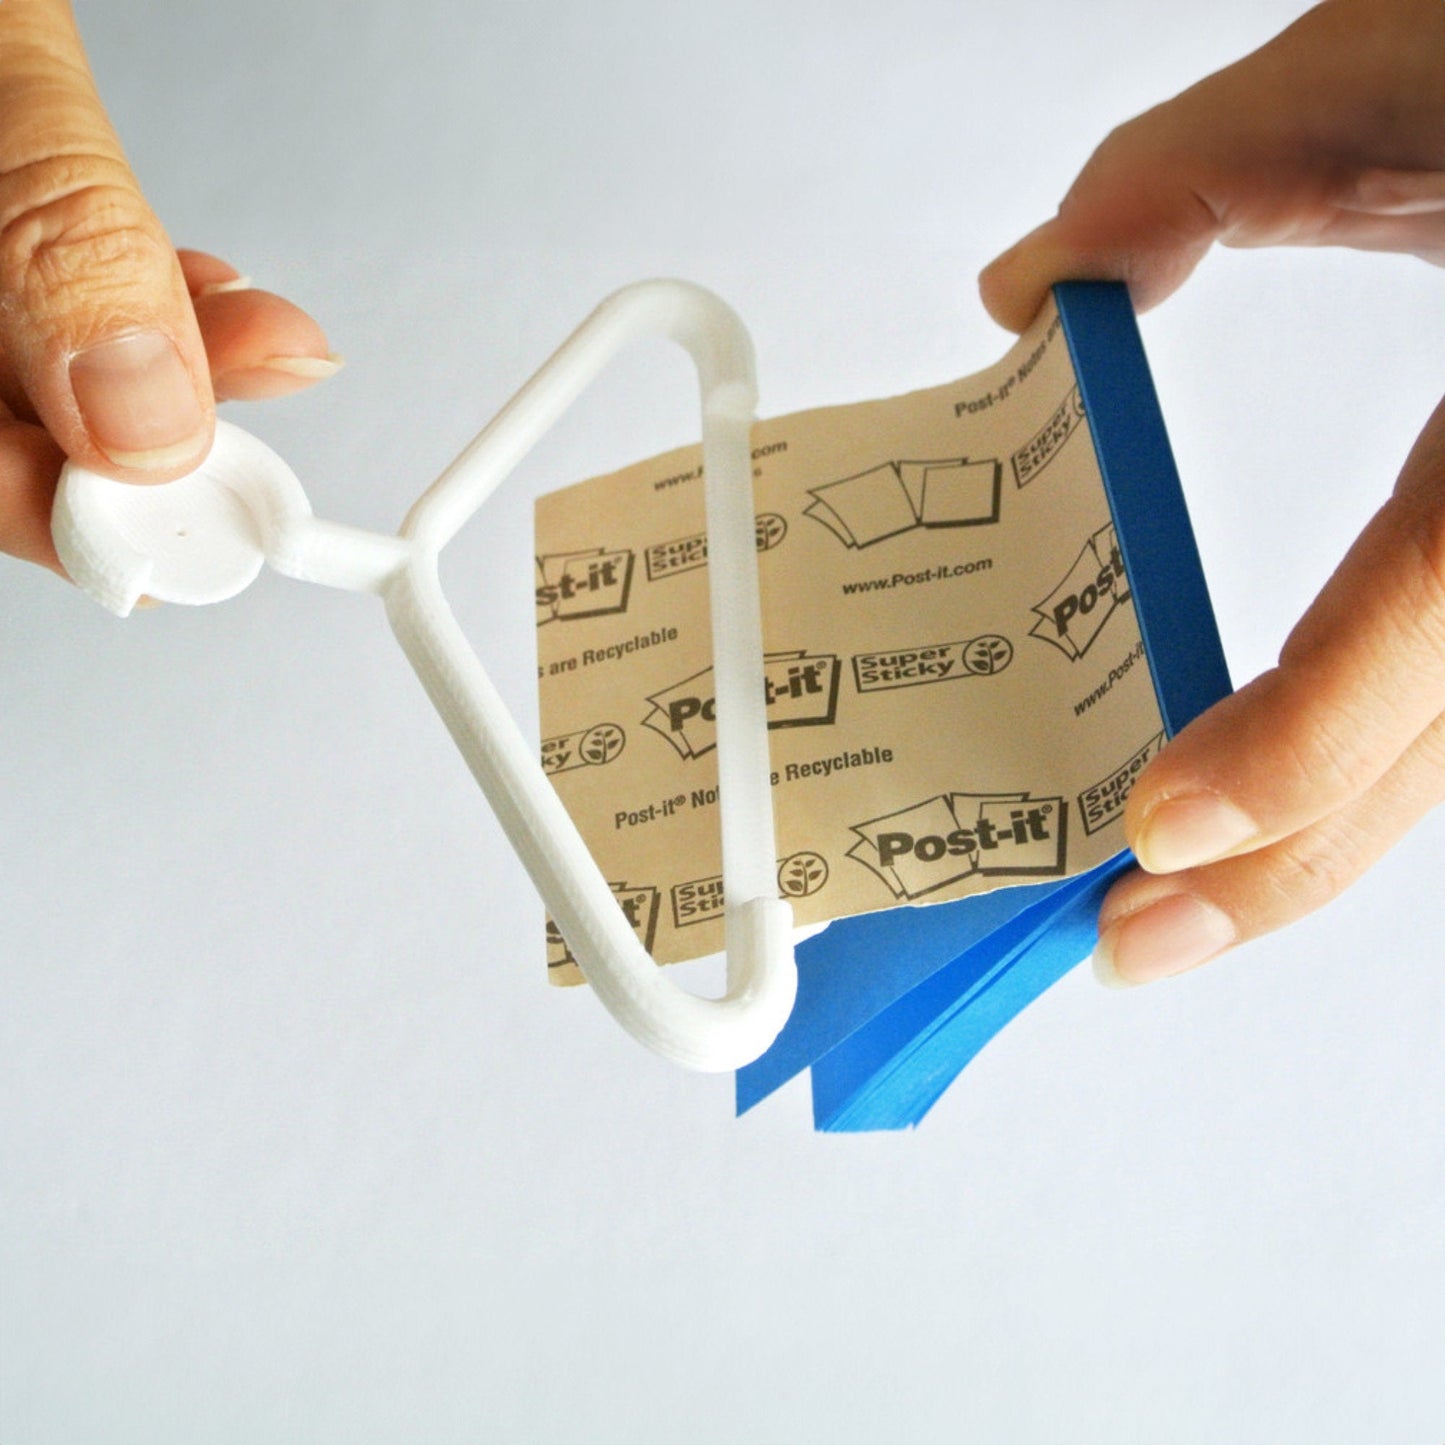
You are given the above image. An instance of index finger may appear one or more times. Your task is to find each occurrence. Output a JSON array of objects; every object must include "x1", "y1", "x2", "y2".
[
  {"x1": 1124, "y1": 392, "x2": 1445, "y2": 876},
  {"x1": 979, "y1": 0, "x2": 1445, "y2": 332}
]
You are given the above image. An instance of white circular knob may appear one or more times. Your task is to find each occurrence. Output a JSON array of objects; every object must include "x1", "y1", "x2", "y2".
[{"x1": 52, "y1": 420, "x2": 311, "y2": 616}]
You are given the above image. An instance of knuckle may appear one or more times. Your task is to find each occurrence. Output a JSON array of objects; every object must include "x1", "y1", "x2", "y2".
[
  {"x1": 0, "y1": 154, "x2": 170, "y2": 326},
  {"x1": 1271, "y1": 682, "x2": 1383, "y2": 802},
  {"x1": 1261, "y1": 823, "x2": 1369, "y2": 924}
]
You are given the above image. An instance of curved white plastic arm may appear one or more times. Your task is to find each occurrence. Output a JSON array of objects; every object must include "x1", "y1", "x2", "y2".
[{"x1": 52, "y1": 280, "x2": 797, "y2": 1072}]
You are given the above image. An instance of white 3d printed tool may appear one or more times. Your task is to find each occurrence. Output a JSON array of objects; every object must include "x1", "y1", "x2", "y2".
[{"x1": 53, "y1": 280, "x2": 797, "y2": 1072}]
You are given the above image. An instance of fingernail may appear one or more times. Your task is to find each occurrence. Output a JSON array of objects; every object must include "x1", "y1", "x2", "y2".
[
  {"x1": 1090, "y1": 946, "x2": 1132, "y2": 990},
  {"x1": 258, "y1": 352, "x2": 344, "y2": 380},
  {"x1": 1343, "y1": 168, "x2": 1445, "y2": 217},
  {"x1": 1094, "y1": 893, "x2": 1235, "y2": 986},
  {"x1": 70, "y1": 330, "x2": 208, "y2": 470},
  {"x1": 1133, "y1": 793, "x2": 1257, "y2": 874},
  {"x1": 196, "y1": 274, "x2": 253, "y2": 298}
]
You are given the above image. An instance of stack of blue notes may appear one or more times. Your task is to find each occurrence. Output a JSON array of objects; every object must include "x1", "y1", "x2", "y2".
[{"x1": 737, "y1": 283, "x2": 1230, "y2": 1130}]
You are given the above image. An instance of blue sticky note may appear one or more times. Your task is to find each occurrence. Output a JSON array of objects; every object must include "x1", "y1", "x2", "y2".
[
  {"x1": 811, "y1": 855, "x2": 1131, "y2": 1131},
  {"x1": 736, "y1": 873, "x2": 1079, "y2": 1114}
]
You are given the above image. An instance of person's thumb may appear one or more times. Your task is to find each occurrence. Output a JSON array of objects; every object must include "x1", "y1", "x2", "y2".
[{"x1": 0, "y1": 4, "x2": 211, "y2": 480}]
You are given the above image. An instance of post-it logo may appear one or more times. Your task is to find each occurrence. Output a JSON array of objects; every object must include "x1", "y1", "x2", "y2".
[
  {"x1": 643, "y1": 651, "x2": 841, "y2": 760},
  {"x1": 847, "y1": 792, "x2": 1067, "y2": 900},
  {"x1": 536, "y1": 547, "x2": 635, "y2": 624},
  {"x1": 1030, "y1": 523, "x2": 1130, "y2": 661}
]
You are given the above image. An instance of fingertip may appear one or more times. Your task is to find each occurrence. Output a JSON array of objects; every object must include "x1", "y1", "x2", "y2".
[
  {"x1": 0, "y1": 416, "x2": 67, "y2": 573},
  {"x1": 978, "y1": 222, "x2": 1060, "y2": 332},
  {"x1": 978, "y1": 218, "x2": 1137, "y2": 331},
  {"x1": 1090, "y1": 942, "x2": 1135, "y2": 990},
  {"x1": 214, "y1": 353, "x2": 345, "y2": 403},
  {"x1": 1094, "y1": 890, "x2": 1236, "y2": 987},
  {"x1": 0, "y1": 211, "x2": 217, "y2": 483},
  {"x1": 1128, "y1": 792, "x2": 1262, "y2": 875},
  {"x1": 196, "y1": 275, "x2": 254, "y2": 300},
  {"x1": 177, "y1": 249, "x2": 247, "y2": 298},
  {"x1": 194, "y1": 288, "x2": 340, "y2": 400}
]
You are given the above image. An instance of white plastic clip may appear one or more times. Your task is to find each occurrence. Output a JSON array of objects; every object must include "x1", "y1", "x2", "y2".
[{"x1": 53, "y1": 280, "x2": 797, "y2": 1071}]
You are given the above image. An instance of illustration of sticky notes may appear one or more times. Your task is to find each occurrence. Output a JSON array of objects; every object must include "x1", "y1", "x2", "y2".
[
  {"x1": 896, "y1": 457, "x2": 961, "y2": 519},
  {"x1": 918, "y1": 459, "x2": 1000, "y2": 527},
  {"x1": 807, "y1": 463, "x2": 918, "y2": 547},
  {"x1": 801, "y1": 497, "x2": 858, "y2": 548}
]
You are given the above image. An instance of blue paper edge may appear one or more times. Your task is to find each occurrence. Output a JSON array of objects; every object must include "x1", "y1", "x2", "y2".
[{"x1": 1053, "y1": 282, "x2": 1232, "y2": 736}]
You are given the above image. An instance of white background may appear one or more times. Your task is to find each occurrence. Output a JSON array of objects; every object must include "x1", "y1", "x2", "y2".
[{"x1": 3, "y1": 2, "x2": 1442, "y2": 1441}]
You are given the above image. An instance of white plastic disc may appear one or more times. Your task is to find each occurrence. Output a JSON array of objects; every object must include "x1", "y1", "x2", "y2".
[{"x1": 52, "y1": 420, "x2": 310, "y2": 616}]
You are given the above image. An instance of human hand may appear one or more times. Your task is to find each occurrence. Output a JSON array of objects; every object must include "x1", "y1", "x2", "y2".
[
  {"x1": 0, "y1": 1, "x2": 340, "y2": 575},
  {"x1": 979, "y1": 0, "x2": 1445, "y2": 986}
]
